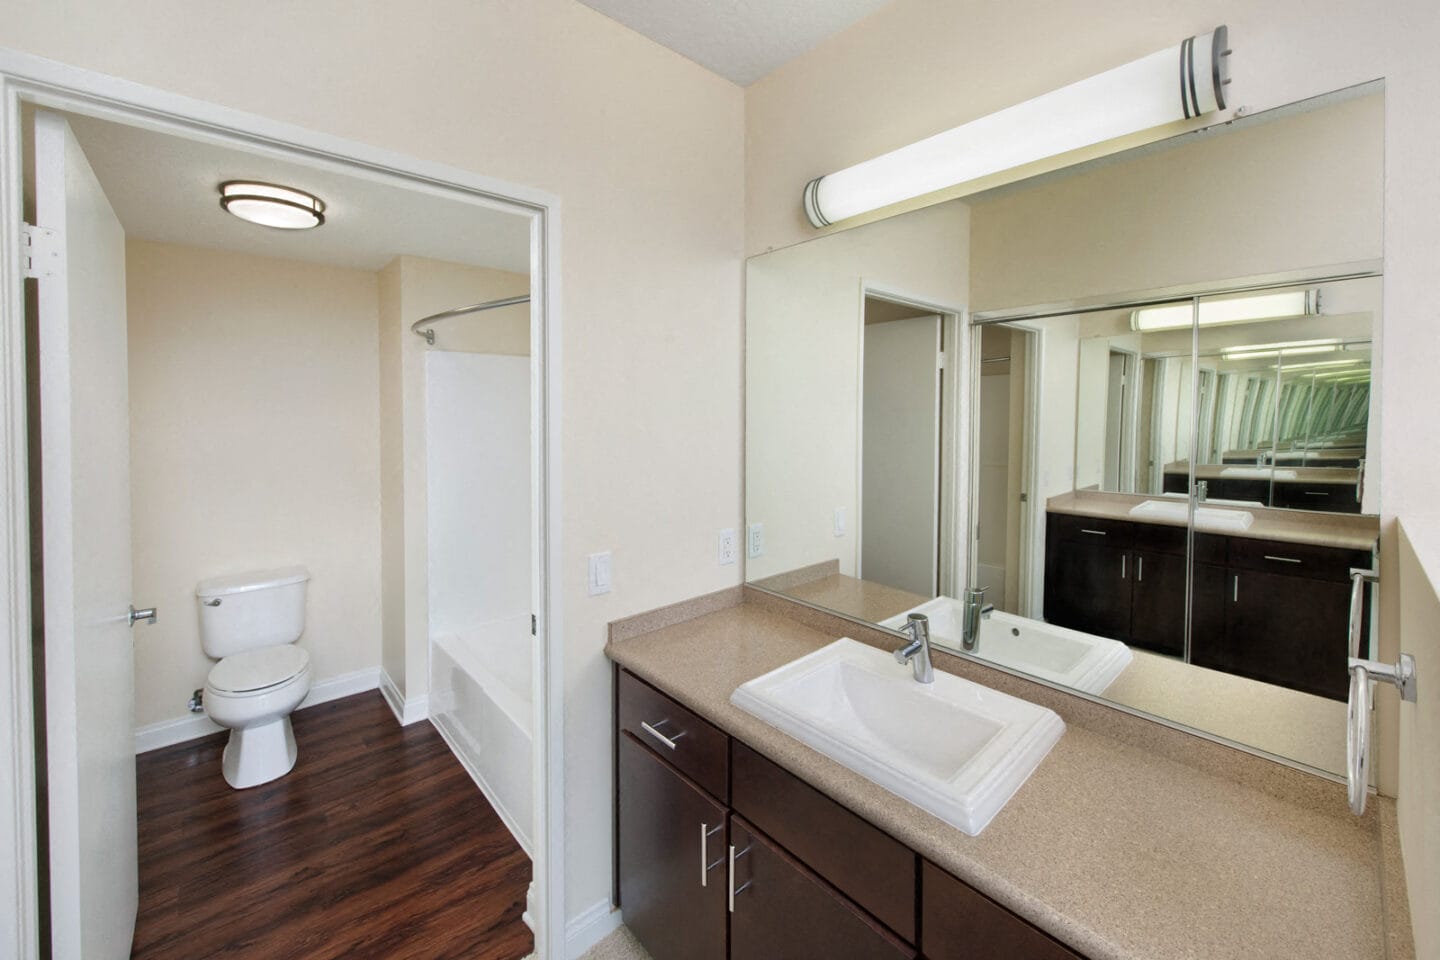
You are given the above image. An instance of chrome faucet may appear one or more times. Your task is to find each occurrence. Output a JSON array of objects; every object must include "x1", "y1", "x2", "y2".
[
  {"x1": 892, "y1": 613, "x2": 934, "y2": 683},
  {"x1": 962, "y1": 587, "x2": 994, "y2": 652}
]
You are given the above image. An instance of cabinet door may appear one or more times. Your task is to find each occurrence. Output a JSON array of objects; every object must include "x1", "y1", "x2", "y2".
[
  {"x1": 618, "y1": 733, "x2": 727, "y2": 960},
  {"x1": 1044, "y1": 536, "x2": 1132, "y2": 641},
  {"x1": 1127, "y1": 550, "x2": 1186, "y2": 656},
  {"x1": 728, "y1": 816, "x2": 915, "y2": 960},
  {"x1": 1200, "y1": 568, "x2": 1351, "y2": 700},
  {"x1": 921, "y1": 861, "x2": 1081, "y2": 960}
]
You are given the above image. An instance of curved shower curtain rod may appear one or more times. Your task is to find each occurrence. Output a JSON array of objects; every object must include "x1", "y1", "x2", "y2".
[{"x1": 410, "y1": 294, "x2": 531, "y2": 345}]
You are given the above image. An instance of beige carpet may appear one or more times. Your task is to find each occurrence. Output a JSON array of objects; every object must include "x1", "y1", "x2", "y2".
[{"x1": 577, "y1": 925, "x2": 653, "y2": 960}]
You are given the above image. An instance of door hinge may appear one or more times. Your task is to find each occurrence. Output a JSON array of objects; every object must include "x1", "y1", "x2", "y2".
[
  {"x1": 531, "y1": 614, "x2": 537, "y2": 636},
  {"x1": 937, "y1": 351, "x2": 947, "y2": 370},
  {"x1": 21, "y1": 223, "x2": 62, "y2": 280}
]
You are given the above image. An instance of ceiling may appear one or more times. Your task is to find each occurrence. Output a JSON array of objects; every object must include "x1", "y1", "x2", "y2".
[
  {"x1": 576, "y1": 0, "x2": 895, "y2": 86},
  {"x1": 65, "y1": 113, "x2": 532, "y2": 274}
]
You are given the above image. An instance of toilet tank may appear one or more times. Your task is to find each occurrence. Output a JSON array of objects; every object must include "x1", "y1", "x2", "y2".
[{"x1": 196, "y1": 566, "x2": 310, "y2": 659}]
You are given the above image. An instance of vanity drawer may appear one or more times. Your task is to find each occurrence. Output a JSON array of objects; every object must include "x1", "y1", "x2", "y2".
[
  {"x1": 618, "y1": 670, "x2": 729, "y2": 801},
  {"x1": 1047, "y1": 512, "x2": 1134, "y2": 547},
  {"x1": 731, "y1": 741, "x2": 916, "y2": 943},
  {"x1": 921, "y1": 860, "x2": 1081, "y2": 960},
  {"x1": 1130, "y1": 521, "x2": 1187, "y2": 557},
  {"x1": 1226, "y1": 537, "x2": 1372, "y2": 582}
]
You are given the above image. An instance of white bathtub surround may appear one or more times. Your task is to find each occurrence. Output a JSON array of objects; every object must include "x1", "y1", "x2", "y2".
[
  {"x1": 133, "y1": 666, "x2": 383, "y2": 754},
  {"x1": 425, "y1": 350, "x2": 534, "y2": 853}
]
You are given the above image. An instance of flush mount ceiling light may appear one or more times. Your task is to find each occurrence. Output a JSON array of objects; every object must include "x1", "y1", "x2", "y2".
[
  {"x1": 1131, "y1": 289, "x2": 1317, "y2": 332},
  {"x1": 802, "y1": 27, "x2": 1231, "y2": 227},
  {"x1": 219, "y1": 181, "x2": 326, "y2": 229}
]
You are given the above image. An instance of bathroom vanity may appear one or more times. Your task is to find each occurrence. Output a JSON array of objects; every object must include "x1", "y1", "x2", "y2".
[
  {"x1": 607, "y1": 592, "x2": 1408, "y2": 960},
  {"x1": 1044, "y1": 493, "x2": 1377, "y2": 699}
]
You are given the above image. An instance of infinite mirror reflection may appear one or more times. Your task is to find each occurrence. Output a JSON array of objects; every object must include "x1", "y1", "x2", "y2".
[{"x1": 745, "y1": 86, "x2": 1382, "y2": 776}]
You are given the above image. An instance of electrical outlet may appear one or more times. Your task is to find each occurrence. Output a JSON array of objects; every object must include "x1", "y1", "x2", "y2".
[
  {"x1": 718, "y1": 528, "x2": 738, "y2": 566},
  {"x1": 747, "y1": 522, "x2": 764, "y2": 559},
  {"x1": 587, "y1": 551, "x2": 612, "y2": 596},
  {"x1": 833, "y1": 507, "x2": 847, "y2": 537}
]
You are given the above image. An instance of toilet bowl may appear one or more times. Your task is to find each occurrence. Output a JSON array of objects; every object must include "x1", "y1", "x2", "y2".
[
  {"x1": 196, "y1": 565, "x2": 312, "y2": 789},
  {"x1": 203, "y1": 645, "x2": 313, "y2": 788}
]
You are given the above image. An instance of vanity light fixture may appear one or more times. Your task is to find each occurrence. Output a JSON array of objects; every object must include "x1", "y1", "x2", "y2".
[
  {"x1": 1131, "y1": 289, "x2": 1317, "y2": 332},
  {"x1": 1268, "y1": 357, "x2": 1365, "y2": 372},
  {"x1": 802, "y1": 27, "x2": 1231, "y2": 228},
  {"x1": 219, "y1": 181, "x2": 326, "y2": 229},
  {"x1": 1222, "y1": 339, "x2": 1342, "y2": 361}
]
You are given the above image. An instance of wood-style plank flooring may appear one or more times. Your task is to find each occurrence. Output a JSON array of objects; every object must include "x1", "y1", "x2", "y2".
[{"x1": 132, "y1": 691, "x2": 532, "y2": 960}]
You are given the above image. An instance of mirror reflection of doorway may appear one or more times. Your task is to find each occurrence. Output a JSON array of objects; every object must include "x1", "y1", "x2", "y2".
[
  {"x1": 860, "y1": 297, "x2": 942, "y2": 597},
  {"x1": 974, "y1": 325, "x2": 1036, "y2": 615}
]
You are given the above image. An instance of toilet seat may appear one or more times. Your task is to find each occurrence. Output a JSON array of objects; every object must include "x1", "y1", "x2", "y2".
[{"x1": 208, "y1": 645, "x2": 311, "y2": 695}]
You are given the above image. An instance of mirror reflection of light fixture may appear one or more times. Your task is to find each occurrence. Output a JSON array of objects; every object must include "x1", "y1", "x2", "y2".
[
  {"x1": 802, "y1": 27, "x2": 1230, "y2": 227},
  {"x1": 1269, "y1": 357, "x2": 1365, "y2": 372},
  {"x1": 1131, "y1": 289, "x2": 1317, "y2": 332},
  {"x1": 1222, "y1": 338, "x2": 1342, "y2": 360},
  {"x1": 219, "y1": 181, "x2": 326, "y2": 229}
]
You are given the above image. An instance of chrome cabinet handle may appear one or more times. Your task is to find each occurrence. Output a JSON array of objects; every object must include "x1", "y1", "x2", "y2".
[
  {"x1": 639, "y1": 720, "x2": 686, "y2": 751},
  {"x1": 727, "y1": 843, "x2": 752, "y2": 913},
  {"x1": 1080, "y1": 528, "x2": 1107, "y2": 536},
  {"x1": 699, "y1": 823, "x2": 723, "y2": 887},
  {"x1": 1264, "y1": 555, "x2": 1302, "y2": 564},
  {"x1": 1121, "y1": 554, "x2": 1126, "y2": 579},
  {"x1": 1233, "y1": 575, "x2": 1239, "y2": 603},
  {"x1": 1137, "y1": 556, "x2": 1143, "y2": 582}
]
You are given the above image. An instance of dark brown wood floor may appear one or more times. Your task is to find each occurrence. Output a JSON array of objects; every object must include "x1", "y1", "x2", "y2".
[{"x1": 132, "y1": 691, "x2": 533, "y2": 960}]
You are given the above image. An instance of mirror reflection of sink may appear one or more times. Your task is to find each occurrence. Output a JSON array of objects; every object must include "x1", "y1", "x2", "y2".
[
  {"x1": 881, "y1": 600, "x2": 1131, "y2": 695},
  {"x1": 1220, "y1": 465, "x2": 1300, "y2": 480},
  {"x1": 1159, "y1": 491, "x2": 1264, "y2": 508},
  {"x1": 730, "y1": 638, "x2": 1064, "y2": 836},
  {"x1": 1128, "y1": 499, "x2": 1255, "y2": 531}
]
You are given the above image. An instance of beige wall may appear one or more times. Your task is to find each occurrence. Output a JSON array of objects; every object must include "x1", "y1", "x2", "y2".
[
  {"x1": 3, "y1": 0, "x2": 745, "y2": 925},
  {"x1": 1397, "y1": 520, "x2": 1440, "y2": 960},
  {"x1": 745, "y1": 201, "x2": 969, "y2": 582},
  {"x1": 377, "y1": 255, "x2": 530, "y2": 710},
  {"x1": 967, "y1": 91, "x2": 1383, "y2": 310},
  {"x1": 127, "y1": 240, "x2": 382, "y2": 729}
]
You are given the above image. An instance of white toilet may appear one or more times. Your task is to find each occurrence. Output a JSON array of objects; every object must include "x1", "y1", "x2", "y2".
[{"x1": 197, "y1": 566, "x2": 314, "y2": 789}]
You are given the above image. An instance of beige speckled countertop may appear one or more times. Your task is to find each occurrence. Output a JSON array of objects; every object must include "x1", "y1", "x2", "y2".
[
  {"x1": 1049, "y1": 489, "x2": 1379, "y2": 551},
  {"x1": 607, "y1": 602, "x2": 1403, "y2": 960}
]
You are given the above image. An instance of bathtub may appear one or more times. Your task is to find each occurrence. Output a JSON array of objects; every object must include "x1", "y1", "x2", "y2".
[
  {"x1": 881, "y1": 599, "x2": 1132, "y2": 695},
  {"x1": 429, "y1": 613, "x2": 533, "y2": 855}
]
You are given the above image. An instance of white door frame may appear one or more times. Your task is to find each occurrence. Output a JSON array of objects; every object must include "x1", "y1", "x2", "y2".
[
  {"x1": 856, "y1": 283, "x2": 966, "y2": 598},
  {"x1": 0, "y1": 49, "x2": 566, "y2": 960}
]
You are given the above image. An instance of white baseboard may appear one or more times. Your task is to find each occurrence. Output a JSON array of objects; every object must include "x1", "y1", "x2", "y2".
[
  {"x1": 379, "y1": 668, "x2": 429, "y2": 726},
  {"x1": 565, "y1": 898, "x2": 622, "y2": 959},
  {"x1": 134, "y1": 666, "x2": 382, "y2": 754}
]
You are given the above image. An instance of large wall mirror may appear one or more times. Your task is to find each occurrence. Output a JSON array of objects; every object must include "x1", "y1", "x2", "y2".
[{"x1": 745, "y1": 84, "x2": 1382, "y2": 776}]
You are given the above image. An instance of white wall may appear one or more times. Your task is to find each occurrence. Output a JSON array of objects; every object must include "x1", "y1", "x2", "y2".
[
  {"x1": 127, "y1": 240, "x2": 381, "y2": 729},
  {"x1": 1397, "y1": 521, "x2": 1440, "y2": 960},
  {"x1": 745, "y1": 200, "x2": 969, "y2": 582},
  {"x1": 1, "y1": 0, "x2": 746, "y2": 929},
  {"x1": 425, "y1": 351, "x2": 531, "y2": 636}
]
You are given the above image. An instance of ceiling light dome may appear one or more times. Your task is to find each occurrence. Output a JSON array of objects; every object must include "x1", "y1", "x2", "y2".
[{"x1": 219, "y1": 181, "x2": 325, "y2": 229}]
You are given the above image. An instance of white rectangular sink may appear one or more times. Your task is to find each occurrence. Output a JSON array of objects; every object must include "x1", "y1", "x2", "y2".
[
  {"x1": 1128, "y1": 499, "x2": 1255, "y2": 532},
  {"x1": 730, "y1": 638, "x2": 1064, "y2": 836},
  {"x1": 1221, "y1": 465, "x2": 1299, "y2": 480},
  {"x1": 881, "y1": 600, "x2": 1132, "y2": 695}
]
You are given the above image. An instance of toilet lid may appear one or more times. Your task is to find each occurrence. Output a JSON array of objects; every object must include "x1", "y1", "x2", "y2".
[{"x1": 208, "y1": 645, "x2": 310, "y2": 694}]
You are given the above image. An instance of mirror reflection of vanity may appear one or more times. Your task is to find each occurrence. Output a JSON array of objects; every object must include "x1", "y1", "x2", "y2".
[{"x1": 745, "y1": 84, "x2": 1382, "y2": 777}]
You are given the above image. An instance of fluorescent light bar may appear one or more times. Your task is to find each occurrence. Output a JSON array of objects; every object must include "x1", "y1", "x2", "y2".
[
  {"x1": 803, "y1": 27, "x2": 1230, "y2": 227},
  {"x1": 1270, "y1": 358, "x2": 1364, "y2": 372},
  {"x1": 1222, "y1": 338, "x2": 1341, "y2": 355},
  {"x1": 1132, "y1": 290, "x2": 1315, "y2": 332},
  {"x1": 1224, "y1": 344, "x2": 1339, "y2": 361}
]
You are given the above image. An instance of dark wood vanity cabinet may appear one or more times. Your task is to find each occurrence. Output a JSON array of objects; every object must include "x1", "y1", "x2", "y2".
[
  {"x1": 617, "y1": 733, "x2": 728, "y2": 960},
  {"x1": 615, "y1": 668, "x2": 1087, "y2": 960},
  {"x1": 1162, "y1": 473, "x2": 1361, "y2": 513},
  {"x1": 1045, "y1": 513, "x2": 1371, "y2": 700}
]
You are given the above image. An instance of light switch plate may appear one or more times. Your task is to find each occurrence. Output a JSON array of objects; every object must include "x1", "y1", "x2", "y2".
[
  {"x1": 747, "y1": 522, "x2": 764, "y2": 559},
  {"x1": 588, "y1": 551, "x2": 612, "y2": 596},
  {"x1": 718, "y1": 528, "x2": 738, "y2": 566},
  {"x1": 834, "y1": 507, "x2": 846, "y2": 537}
]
